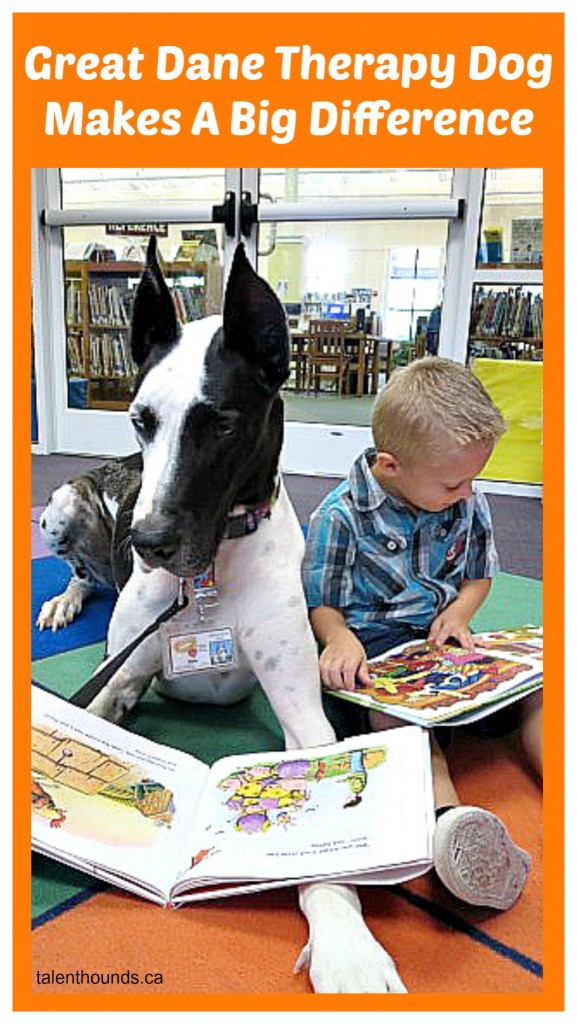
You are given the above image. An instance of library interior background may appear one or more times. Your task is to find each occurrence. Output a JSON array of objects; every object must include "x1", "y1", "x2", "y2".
[
  {"x1": 29, "y1": 167, "x2": 545, "y2": 997},
  {"x1": 32, "y1": 167, "x2": 543, "y2": 492}
]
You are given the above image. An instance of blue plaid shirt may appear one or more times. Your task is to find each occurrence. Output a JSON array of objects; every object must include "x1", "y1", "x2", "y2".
[{"x1": 302, "y1": 448, "x2": 499, "y2": 641}]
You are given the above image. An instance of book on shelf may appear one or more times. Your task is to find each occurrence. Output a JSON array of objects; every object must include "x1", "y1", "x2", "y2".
[
  {"x1": 66, "y1": 331, "x2": 84, "y2": 375},
  {"x1": 172, "y1": 283, "x2": 205, "y2": 323},
  {"x1": 65, "y1": 279, "x2": 83, "y2": 325},
  {"x1": 111, "y1": 334, "x2": 126, "y2": 377},
  {"x1": 88, "y1": 334, "x2": 103, "y2": 377},
  {"x1": 100, "y1": 333, "x2": 114, "y2": 377},
  {"x1": 86, "y1": 331, "x2": 136, "y2": 380},
  {"x1": 88, "y1": 283, "x2": 132, "y2": 327},
  {"x1": 326, "y1": 627, "x2": 542, "y2": 728},
  {"x1": 472, "y1": 288, "x2": 543, "y2": 341},
  {"x1": 31, "y1": 688, "x2": 434, "y2": 906},
  {"x1": 120, "y1": 334, "x2": 138, "y2": 377}
]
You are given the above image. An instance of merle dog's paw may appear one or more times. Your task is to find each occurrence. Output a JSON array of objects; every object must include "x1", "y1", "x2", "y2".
[{"x1": 36, "y1": 591, "x2": 84, "y2": 631}]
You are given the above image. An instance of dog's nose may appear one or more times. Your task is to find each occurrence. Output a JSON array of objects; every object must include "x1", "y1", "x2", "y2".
[{"x1": 131, "y1": 519, "x2": 179, "y2": 564}]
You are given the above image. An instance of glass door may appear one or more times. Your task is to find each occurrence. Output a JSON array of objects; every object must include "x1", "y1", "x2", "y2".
[
  {"x1": 246, "y1": 167, "x2": 462, "y2": 475},
  {"x1": 34, "y1": 168, "x2": 239, "y2": 455}
]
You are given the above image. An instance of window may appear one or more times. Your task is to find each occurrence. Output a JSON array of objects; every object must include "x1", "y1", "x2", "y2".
[
  {"x1": 256, "y1": 169, "x2": 453, "y2": 425},
  {"x1": 384, "y1": 246, "x2": 443, "y2": 345}
]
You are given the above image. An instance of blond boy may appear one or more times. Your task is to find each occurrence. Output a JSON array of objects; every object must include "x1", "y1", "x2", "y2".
[{"x1": 303, "y1": 357, "x2": 542, "y2": 909}]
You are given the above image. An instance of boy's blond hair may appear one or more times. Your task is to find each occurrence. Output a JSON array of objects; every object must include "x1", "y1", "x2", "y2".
[{"x1": 372, "y1": 357, "x2": 506, "y2": 464}]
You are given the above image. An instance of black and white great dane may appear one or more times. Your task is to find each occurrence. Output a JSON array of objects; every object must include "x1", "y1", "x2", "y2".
[{"x1": 37, "y1": 238, "x2": 406, "y2": 993}]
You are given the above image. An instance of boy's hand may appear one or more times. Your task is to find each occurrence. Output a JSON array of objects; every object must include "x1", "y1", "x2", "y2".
[
  {"x1": 319, "y1": 630, "x2": 371, "y2": 691},
  {"x1": 428, "y1": 608, "x2": 476, "y2": 650},
  {"x1": 428, "y1": 579, "x2": 492, "y2": 650}
]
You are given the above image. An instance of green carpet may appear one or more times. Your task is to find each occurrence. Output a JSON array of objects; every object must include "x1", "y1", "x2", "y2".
[
  {"x1": 471, "y1": 573, "x2": 542, "y2": 631},
  {"x1": 33, "y1": 643, "x2": 105, "y2": 699},
  {"x1": 32, "y1": 571, "x2": 541, "y2": 921}
]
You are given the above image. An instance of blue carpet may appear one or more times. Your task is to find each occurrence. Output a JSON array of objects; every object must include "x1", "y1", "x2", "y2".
[{"x1": 32, "y1": 557, "x2": 116, "y2": 660}]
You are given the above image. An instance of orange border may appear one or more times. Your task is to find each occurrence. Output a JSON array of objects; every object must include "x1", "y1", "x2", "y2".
[{"x1": 14, "y1": 11, "x2": 564, "y2": 1011}]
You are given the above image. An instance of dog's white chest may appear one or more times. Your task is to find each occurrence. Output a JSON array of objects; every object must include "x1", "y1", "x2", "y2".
[
  {"x1": 156, "y1": 574, "x2": 254, "y2": 705},
  {"x1": 153, "y1": 488, "x2": 306, "y2": 706},
  {"x1": 153, "y1": 598, "x2": 255, "y2": 708}
]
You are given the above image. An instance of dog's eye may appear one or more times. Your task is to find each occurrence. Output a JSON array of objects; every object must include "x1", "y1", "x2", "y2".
[
  {"x1": 131, "y1": 407, "x2": 157, "y2": 441},
  {"x1": 215, "y1": 412, "x2": 239, "y2": 439}
]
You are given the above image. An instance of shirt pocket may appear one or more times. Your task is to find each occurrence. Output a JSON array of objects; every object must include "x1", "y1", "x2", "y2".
[
  {"x1": 355, "y1": 531, "x2": 407, "y2": 598},
  {"x1": 431, "y1": 521, "x2": 469, "y2": 582}
]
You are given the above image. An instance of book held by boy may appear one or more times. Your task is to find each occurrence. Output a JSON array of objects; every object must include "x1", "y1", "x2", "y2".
[
  {"x1": 31, "y1": 687, "x2": 435, "y2": 906},
  {"x1": 327, "y1": 627, "x2": 542, "y2": 728}
]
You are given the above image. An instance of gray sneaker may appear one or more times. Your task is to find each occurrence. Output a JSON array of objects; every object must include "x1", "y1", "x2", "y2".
[{"x1": 432, "y1": 806, "x2": 531, "y2": 910}]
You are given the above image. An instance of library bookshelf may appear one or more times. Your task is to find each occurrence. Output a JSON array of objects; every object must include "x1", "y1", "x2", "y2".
[{"x1": 65, "y1": 259, "x2": 223, "y2": 410}]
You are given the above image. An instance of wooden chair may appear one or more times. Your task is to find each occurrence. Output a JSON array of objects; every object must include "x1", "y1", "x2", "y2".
[
  {"x1": 343, "y1": 334, "x2": 380, "y2": 396},
  {"x1": 305, "y1": 319, "x2": 352, "y2": 395},
  {"x1": 287, "y1": 334, "x2": 308, "y2": 390}
]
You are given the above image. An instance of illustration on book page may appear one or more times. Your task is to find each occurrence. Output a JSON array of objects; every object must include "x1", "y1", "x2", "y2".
[{"x1": 32, "y1": 723, "x2": 175, "y2": 847}]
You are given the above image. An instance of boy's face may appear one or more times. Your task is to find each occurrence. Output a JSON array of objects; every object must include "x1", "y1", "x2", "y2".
[{"x1": 373, "y1": 440, "x2": 493, "y2": 513}]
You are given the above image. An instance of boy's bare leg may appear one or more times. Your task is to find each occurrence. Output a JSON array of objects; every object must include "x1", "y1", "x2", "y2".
[
  {"x1": 369, "y1": 709, "x2": 530, "y2": 909},
  {"x1": 518, "y1": 689, "x2": 543, "y2": 782},
  {"x1": 430, "y1": 735, "x2": 460, "y2": 808},
  {"x1": 369, "y1": 711, "x2": 459, "y2": 809}
]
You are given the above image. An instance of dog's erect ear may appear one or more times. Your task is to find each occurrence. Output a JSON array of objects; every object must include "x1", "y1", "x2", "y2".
[
  {"x1": 223, "y1": 244, "x2": 290, "y2": 393},
  {"x1": 130, "y1": 236, "x2": 180, "y2": 366}
]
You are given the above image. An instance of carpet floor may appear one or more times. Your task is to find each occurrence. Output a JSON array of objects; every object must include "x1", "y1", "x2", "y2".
[{"x1": 30, "y1": 507, "x2": 543, "y2": 997}]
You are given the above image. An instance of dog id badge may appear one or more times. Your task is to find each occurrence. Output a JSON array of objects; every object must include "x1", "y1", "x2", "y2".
[{"x1": 160, "y1": 571, "x2": 238, "y2": 680}]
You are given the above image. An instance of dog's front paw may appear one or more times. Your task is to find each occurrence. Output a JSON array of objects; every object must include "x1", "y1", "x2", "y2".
[
  {"x1": 86, "y1": 669, "x2": 148, "y2": 723},
  {"x1": 87, "y1": 687, "x2": 136, "y2": 723},
  {"x1": 37, "y1": 591, "x2": 84, "y2": 631},
  {"x1": 297, "y1": 883, "x2": 407, "y2": 993},
  {"x1": 295, "y1": 933, "x2": 407, "y2": 994}
]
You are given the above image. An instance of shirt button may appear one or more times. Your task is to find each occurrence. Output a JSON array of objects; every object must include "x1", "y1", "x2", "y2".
[
  {"x1": 439, "y1": 528, "x2": 447, "y2": 538},
  {"x1": 386, "y1": 540, "x2": 397, "y2": 552}
]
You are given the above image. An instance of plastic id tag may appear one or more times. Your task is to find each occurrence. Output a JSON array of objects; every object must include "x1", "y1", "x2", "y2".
[{"x1": 161, "y1": 623, "x2": 237, "y2": 679}]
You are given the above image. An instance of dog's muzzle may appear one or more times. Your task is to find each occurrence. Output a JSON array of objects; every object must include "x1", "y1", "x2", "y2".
[{"x1": 131, "y1": 513, "x2": 213, "y2": 577}]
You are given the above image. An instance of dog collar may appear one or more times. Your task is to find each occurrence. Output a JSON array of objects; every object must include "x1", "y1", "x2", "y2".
[
  {"x1": 177, "y1": 481, "x2": 281, "y2": 619},
  {"x1": 224, "y1": 479, "x2": 280, "y2": 539}
]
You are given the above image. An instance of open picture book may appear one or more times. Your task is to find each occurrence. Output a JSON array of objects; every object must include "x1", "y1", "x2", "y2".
[
  {"x1": 327, "y1": 626, "x2": 543, "y2": 728},
  {"x1": 32, "y1": 687, "x2": 435, "y2": 907}
]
